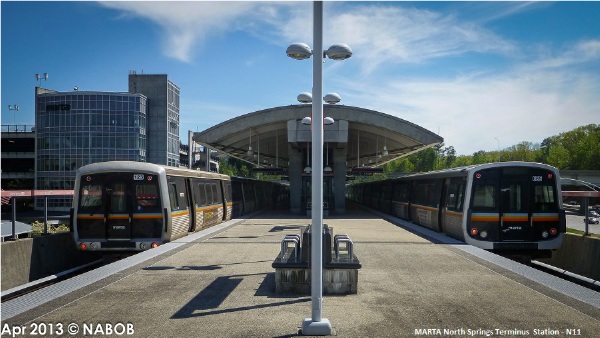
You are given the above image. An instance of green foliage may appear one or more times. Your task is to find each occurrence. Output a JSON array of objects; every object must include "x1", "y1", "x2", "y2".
[
  {"x1": 381, "y1": 124, "x2": 599, "y2": 176},
  {"x1": 540, "y1": 124, "x2": 600, "y2": 170},
  {"x1": 219, "y1": 157, "x2": 253, "y2": 178},
  {"x1": 30, "y1": 221, "x2": 69, "y2": 237}
]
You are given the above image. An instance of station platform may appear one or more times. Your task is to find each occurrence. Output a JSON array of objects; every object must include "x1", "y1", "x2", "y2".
[{"x1": 3, "y1": 209, "x2": 599, "y2": 337}]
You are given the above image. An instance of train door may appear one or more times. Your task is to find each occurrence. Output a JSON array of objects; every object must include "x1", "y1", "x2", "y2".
[
  {"x1": 105, "y1": 177, "x2": 131, "y2": 240},
  {"x1": 499, "y1": 170, "x2": 530, "y2": 241},
  {"x1": 167, "y1": 176, "x2": 192, "y2": 239},
  {"x1": 440, "y1": 177, "x2": 466, "y2": 240},
  {"x1": 222, "y1": 181, "x2": 233, "y2": 220}
]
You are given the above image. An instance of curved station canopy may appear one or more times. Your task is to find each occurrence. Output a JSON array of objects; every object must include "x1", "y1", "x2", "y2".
[
  {"x1": 193, "y1": 104, "x2": 442, "y2": 213},
  {"x1": 193, "y1": 104, "x2": 442, "y2": 172}
]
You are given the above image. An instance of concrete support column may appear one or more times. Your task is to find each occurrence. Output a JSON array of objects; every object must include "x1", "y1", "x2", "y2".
[
  {"x1": 288, "y1": 144, "x2": 303, "y2": 213},
  {"x1": 334, "y1": 146, "x2": 347, "y2": 213}
]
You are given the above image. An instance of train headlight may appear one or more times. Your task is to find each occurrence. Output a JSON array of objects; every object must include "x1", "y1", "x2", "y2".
[
  {"x1": 550, "y1": 228, "x2": 557, "y2": 236},
  {"x1": 480, "y1": 230, "x2": 488, "y2": 239},
  {"x1": 541, "y1": 231, "x2": 549, "y2": 239},
  {"x1": 80, "y1": 243, "x2": 87, "y2": 250},
  {"x1": 89, "y1": 242, "x2": 98, "y2": 250},
  {"x1": 140, "y1": 242, "x2": 148, "y2": 250},
  {"x1": 151, "y1": 242, "x2": 159, "y2": 249},
  {"x1": 470, "y1": 228, "x2": 478, "y2": 236}
]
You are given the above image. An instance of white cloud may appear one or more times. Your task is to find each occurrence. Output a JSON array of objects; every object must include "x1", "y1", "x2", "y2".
[
  {"x1": 99, "y1": 1, "x2": 265, "y2": 62},
  {"x1": 99, "y1": 2, "x2": 515, "y2": 74},
  {"x1": 323, "y1": 4, "x2": 516, "y2": 75},
  {"x1": 341, "y1": 40, "x2": 600, "y2": 155}
]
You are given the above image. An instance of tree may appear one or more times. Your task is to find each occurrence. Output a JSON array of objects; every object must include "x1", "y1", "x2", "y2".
[{"x1": 546, "y1": 144, "x2": 570, "y2": 169}]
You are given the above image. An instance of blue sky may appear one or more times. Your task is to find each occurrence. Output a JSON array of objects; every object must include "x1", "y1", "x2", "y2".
[{"x1": 2, "y1": 1, "x2": 599, "y2": 155}]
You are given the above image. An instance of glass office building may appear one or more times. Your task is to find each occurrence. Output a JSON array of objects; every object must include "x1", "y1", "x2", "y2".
[
  {"x1": 34, "y1": 74, "x2": 180, "y2": 210},
  {"x1": 35, "y1": 89, "x2": 148, "y2": 209}
]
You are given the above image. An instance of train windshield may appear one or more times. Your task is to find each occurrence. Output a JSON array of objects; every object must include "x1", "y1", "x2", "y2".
[
  {"x1": 79, "y1": 173, "x2": 162, "y2": 213},
  {"x1": 470, "y1": 166, "x2": 559, "y2": 242}
]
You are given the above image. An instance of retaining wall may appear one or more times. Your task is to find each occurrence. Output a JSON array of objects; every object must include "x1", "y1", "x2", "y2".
[
  {"x1": 540, "y1": 233, "x2": 600, "y2": 280},
  {"x1": 1, "y1": 232, "x2": 101, "y2": 291}
]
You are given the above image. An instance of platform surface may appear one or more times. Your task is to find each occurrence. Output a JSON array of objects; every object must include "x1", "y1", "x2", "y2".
[{"x1": 3, "y1": 210, "x2": 599, "y2": 337}]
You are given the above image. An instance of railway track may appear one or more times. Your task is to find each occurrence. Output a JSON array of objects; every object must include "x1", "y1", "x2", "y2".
[
  {"x1": 531, "y1": 260, "x2": 600, "y2": 292},
  {"x1": 1, "y1": 259, "x2": 104, "y2": 302}
]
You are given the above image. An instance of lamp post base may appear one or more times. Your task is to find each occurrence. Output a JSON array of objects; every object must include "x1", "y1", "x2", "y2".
[{"x1": 301, "y1": 318, "x2": 333, "y2": 336}]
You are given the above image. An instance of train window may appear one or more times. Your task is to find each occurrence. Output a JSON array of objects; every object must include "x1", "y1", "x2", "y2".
[
  {"x1": 135, "y1": 182, "x2": 160, "y2": 212},
  {"x1": 533, "y1": 185, "x2": 557, "y2": 212},
  {"x1": 456, "y1": 184, "x2": 465, "y2": 211},
  {"x1": 232, "y1": 182, "x2": 242, "y2": 203},
  {"x1": 207, "y1": 183, "x2": 214, "y2": 204},
  {"x1": 381, "y1": 184, "x2": 392, "y2": 204},
  {"x1": 168, "y1": 184, "x2": 179, "y2": 211},
  {"x1": 214, "y1": 183, "x2": 222, "y2": 202},
  {"x1": 446, "y1": 179, "x2": 465, "y2": 212},
  {"x1": 473, "y1": 185, "x2": 496, "y2": 209},
  {"x1": 226, "y1": 183, "x2": 232, "y2": 201},
  {"x1": 412, "y1": 180, "x2": 442, "y2": 207},
  {"x1": 110, "y1": 183, "x2": 127, "y2": 213},
  {"x1": 501, "y1": 183, "x2": 525, "y2": 213},
  {"x1": 198, "y1": 183, "x2": 207, "y2": 206},
  {"x1": 79, "y1": 183, "x2": 103, "y2": 210}
]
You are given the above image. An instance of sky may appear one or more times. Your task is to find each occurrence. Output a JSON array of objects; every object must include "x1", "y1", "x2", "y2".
[{"x1": 2, "y1": 1, "x2": 599, "y2": 156}]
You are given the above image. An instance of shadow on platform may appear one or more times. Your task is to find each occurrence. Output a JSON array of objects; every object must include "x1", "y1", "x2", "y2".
[{"x1": 171, "y1": 272, "x2": 310, "y2": 319}]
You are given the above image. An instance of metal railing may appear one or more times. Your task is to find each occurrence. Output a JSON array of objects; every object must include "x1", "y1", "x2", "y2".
[
  {"x1": 1, "y1": 125, "x2": 35, "y2": 133},
  {"x1": 1, "y1": 190, "x2": 74, "y2": 240}
]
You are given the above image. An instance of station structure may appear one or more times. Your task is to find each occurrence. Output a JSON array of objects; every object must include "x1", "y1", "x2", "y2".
[{"x1": 193, "y1": 104, "x2": 443, "y2": 213}]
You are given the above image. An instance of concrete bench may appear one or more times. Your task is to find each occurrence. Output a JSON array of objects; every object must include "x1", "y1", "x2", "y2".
[{"x1": 272, "y1": 225, "x2": 361, "y2": 295}]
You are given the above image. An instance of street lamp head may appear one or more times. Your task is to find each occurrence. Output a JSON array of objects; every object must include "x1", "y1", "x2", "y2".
[
  {"x1": 323, "y1": 93, "x2": 341, "y2": 104},
  {"x1": 302, "y1": 116, "x2": 312, "y2": 125},
  {"x1": 287, "y1": 43, "x2": 313, "y2": 60},
  {"x1": 297, "y1": 92, "x2": 313, "y2": 103},
  {"x1": 324, "y1": 117, "x2": 335, "y2": 125},
  {"x1": 325, "y1": 44, "x2": 353, "y2": 60}
]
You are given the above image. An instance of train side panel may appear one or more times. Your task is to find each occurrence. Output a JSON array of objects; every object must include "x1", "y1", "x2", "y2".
[
  {"x1": 409, "y1": 179, "x2": 443, "y2": 232},
  {"x1": 166, "y1": 175, "x2": 191, "y2": 241}
]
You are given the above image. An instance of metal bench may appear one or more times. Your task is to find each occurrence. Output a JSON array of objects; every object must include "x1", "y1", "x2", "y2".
[
  {"x1": 333, "y1": 234, "x2": 353, "y2": 260},
  {"x1": 280, "y1": 234, "x2": 300, "y2": 262}
]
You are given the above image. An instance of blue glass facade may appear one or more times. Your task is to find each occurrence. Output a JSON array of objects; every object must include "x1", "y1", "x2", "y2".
[{"x1": 35, "y1": 91, "x2": 147, "y2": 208}]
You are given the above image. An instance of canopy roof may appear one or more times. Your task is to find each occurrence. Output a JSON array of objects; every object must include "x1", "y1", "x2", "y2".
[{"x1": 193, "y1": 104, "x2": 443, "y2": 171}]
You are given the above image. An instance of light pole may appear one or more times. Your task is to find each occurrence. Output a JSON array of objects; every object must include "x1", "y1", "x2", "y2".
[
  {"x1": 287, "y1": 2, "x2": 352, "y2": 335},
  {"x1": 297, "y1": 92, "x2": 340, "y2": 126},
  {"x1": 35, "y1": 73, "x2": 48, "y2": 86}
]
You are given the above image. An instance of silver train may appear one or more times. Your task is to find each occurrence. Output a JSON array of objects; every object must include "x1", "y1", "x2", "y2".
[
  {"x1": 71, "y1": 161, "x2": 287, "y2": 251},
  {"x1": 347, "y1": 162, "x2": 566, "y2": 258}
]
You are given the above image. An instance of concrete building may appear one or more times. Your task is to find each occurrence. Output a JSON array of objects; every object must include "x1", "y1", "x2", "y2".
[
  {"x1": 128, "y1": 73, "x2": 180, "y2": 167},
  {"x1": 1, "y1": 125, "x2": 36, "y2": 191}
]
